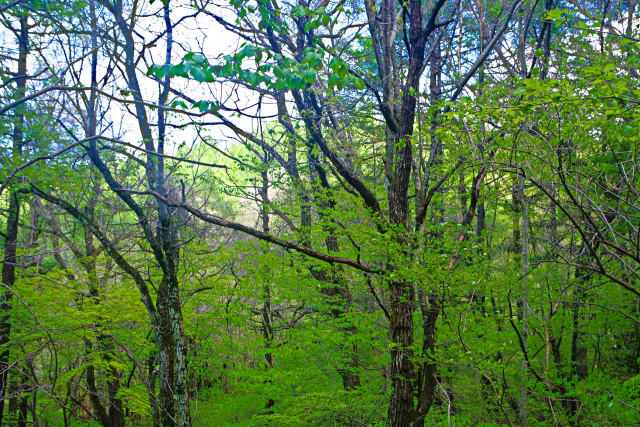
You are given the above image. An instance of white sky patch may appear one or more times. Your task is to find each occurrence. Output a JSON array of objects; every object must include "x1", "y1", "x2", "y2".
[{"x1": 0, "y1": 0, "x2": 276, "y2": 160}]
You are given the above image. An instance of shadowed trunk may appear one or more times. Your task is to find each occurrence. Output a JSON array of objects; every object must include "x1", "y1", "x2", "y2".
[{"x1": 0, "y1": 15, "x2": 28, "y2": 425}]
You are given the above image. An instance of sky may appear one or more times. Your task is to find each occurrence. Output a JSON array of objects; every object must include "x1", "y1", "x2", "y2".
[{"x1": 0, "y1": 0, "x2": 275, "y2": 157}]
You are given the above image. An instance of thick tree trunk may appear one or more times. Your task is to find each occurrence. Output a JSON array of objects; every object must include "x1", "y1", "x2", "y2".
[
  {"x1": 161, "y1": 7, "x2": 189, "y2": 426},
  {"x1": 383, "y1": 0, "x2": 437, "y2": 422},
  {"x1": 168, "y1": 286, "x2": 190, "y2": 427},
  {"x1": 387, "y1": 279, "x2": 416, "y2": 426},
  {"x1": 156, "y1": 278, "x2": 177, "y2": 425}
]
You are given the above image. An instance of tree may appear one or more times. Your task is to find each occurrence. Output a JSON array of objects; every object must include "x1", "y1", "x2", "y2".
[{"x1": 1, "y1": 0, "x2": 640, "y2": 425}]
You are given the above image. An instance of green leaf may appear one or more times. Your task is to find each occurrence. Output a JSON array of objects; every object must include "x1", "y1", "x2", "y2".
[{"x1": 191, "y1": 67, "x2": 207, "y2": 83}]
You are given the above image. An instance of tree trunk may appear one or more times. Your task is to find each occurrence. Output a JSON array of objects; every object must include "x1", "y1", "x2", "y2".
[
  {"x1": 157, "y1": 5, "x2": 190, "y2": 425},
  {"x1": 156, "y1": 278, "x2": 177, "y2": 425},
  {"x1": 566, "y1": 250, "x2": 590, "y2": 420},
  {"x1": 415, "y1": 294, "x2": 439, "y2": 426},
  {"x1": 17, "y1": 393, "x2": 27, "y2": 427},
  {"x1": 259, "y1": 167, "x2": 275, "y2": 412},
  {"x1": 518, "y1": 174, "x2": 530, "y2": 426},
  {"x1": 303, "y1": 130, "x2": 361, "y2": 391},
  {"x1": 0, "y1": 16, "x2": 28, "y2": 425},
  {"x1": 387, "y1": 279, "x2": 416, "y2": 426}
]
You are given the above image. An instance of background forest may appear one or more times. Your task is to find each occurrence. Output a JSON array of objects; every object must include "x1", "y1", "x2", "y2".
[{"x1": 0, "y1": 0, "x2": 639, "y2": 426}]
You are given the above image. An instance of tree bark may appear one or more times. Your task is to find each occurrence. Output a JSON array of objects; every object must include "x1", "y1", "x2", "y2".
[
  {"x1": 518, "y1": 174, "x2": 530, "y2": 426},
  {"x1": 0, "y1": 15, "x2": 28, "y2": 425}
]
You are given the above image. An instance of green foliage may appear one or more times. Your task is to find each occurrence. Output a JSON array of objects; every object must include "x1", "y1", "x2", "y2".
[{"x1": 3, "y1": 1, "x2": 640, "y2": 426}]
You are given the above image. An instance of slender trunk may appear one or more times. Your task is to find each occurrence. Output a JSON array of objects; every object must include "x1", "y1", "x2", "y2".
[
  {"x1": 567, "y1": 250, "x2": 590, "y2": 421},
  {"x1": 86, "y1": 5, "x2": 125, "y2": 424},
  {"x1": 321, "y1": 243, "x2": 360, "y2": 390},
  {"x1": 148, "y1": 353, "x2": 160, "y2": 427},
  {"x1": 413, "y1": 41, "x2": 443, "y2": 427},
  {"x1": 259, "y1": 167, "x2": 275, "y2": 411},
  {"x1": 0, "y1": 193, "x2": 20, "y2": 424},
  {"x1": 540, "y1": 0, "x2": 554, "y2": 80},
  {"x1": 572, "y1": 271, "x2": 589, "y2": 381},
  {"x1": 414, "y1": 293, "x2": 439, "y2": 426},
  {"x1": 301, "y1": 114, "x2": 361, "y2": 391},
  {"x1": 86, "y1": 341, "x2": 110, "y2": 426},
  {"x1": 313, "y1": 179, "x2": 360, "y2": 389},
  {"x1": 518, "y1": 174, "x2": 529, "y2": 425},
  {"x1": 0, "y1": 16, "x2": 28, "y2": 425},
  {"x1": 17, "y1": 393, "x2": 27, "y2": 427}
]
